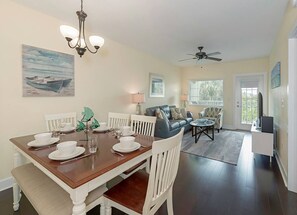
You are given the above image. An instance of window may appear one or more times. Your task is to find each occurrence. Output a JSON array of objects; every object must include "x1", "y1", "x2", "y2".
[{"x1": 189, "y1": 80, "x2": 223, "y2": 106}]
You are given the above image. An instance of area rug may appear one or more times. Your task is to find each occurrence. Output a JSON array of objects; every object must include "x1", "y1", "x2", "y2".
[{"x1": 181, "y1": 129, "x2": 246, "y2": 165}]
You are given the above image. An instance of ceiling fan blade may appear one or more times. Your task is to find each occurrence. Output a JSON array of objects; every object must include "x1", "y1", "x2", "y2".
[
  {"x1": 179, "y1": 57, "x2": 197, "y2": 62},
  {"x1": 206, "y1": 56, "x2": 222, "y2": 61},
  {"x1": 207, "y1": 52, "x2": 221, "y2": 56},
  {"x1": 187, "y1": 54, "x2": 196, "y2": 56}
]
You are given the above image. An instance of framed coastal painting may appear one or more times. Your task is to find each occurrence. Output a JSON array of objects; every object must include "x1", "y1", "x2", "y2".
[
  {"x1": 149, "y1": 73, "x2": 165, "y2": 97},
  {"x1": 22, "y1": 45, "x2": 75, "y2": 97},
  {"x1": 271, "y1": 62, "x2": 280, "y2": 89}
]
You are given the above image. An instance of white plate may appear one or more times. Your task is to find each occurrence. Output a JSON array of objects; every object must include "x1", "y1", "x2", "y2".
[
  {"x1": 60, "y1": 126, "x2": 76, "y2": 133},
  {"x1": 122, "y1": 131, "x2": 135, "y2": 136},
  {"x1": 113, "y1": 142, "x2": 141, "y2": 153},
  {"x1": 48, "y1": 147, "x2": 85, "y2": 161},
  {"x1": 27, "y1": 137, "x2": 60, "y2": 147},
  {"x1": 93, "y1": 126, "x2": 111, "y2": 132}
]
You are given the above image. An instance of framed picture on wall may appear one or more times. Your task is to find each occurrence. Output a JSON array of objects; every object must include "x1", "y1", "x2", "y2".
[
  {"x1": 271, "y1": 62, "x2": 280, "y2": 89},
  {"x1": 149, "y1": 73, "x2": 165, "y2": 97},
  {"x1": 22, "y1": 45, "x2": 75, "y2": 97}
]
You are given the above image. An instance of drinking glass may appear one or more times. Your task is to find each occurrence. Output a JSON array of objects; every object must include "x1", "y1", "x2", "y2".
[
  {"x1": 88, "y1": 135, "x2": 98, "y2": 153},
  {"x1": 112, "y1": 128, "x2": 122, "y2": 139},
  {"x1": 52, "y1": 128, "x2": 60, "y2": 138}
]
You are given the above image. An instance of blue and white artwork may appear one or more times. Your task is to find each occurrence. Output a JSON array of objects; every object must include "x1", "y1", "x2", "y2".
[
  {"x1": 271, "y1": 62, "x2": 280, "y2": 89},
  {"x1": 22, "y1": 45, "x2": 74, "y2": 97}
]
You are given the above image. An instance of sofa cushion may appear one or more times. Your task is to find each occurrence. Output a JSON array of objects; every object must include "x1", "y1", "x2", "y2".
[
  {"x1": 184, "y1": 117, "x2": 193, "y2": 123},
  {"x1": 171, "y1": 119, "x2": 187, "y2": 127},
  {"x1": 169, "y1": 121, "x2": 180, "y2": 130},
  {"x1": 160, "y1": 105, "x2": 171, "y2": 119}
]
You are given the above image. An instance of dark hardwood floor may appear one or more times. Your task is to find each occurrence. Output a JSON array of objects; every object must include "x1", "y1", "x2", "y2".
[{"x1": 1, "y1": 132, "x2": 297, "y2": 215}]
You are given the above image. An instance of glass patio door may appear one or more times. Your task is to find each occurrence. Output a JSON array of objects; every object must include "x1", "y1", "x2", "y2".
[
  {"x1": 240, "y1": 87, "x2": 258, "y2": 124},
  {"x1": 235, "y1": 75, "x2": 264, "y2": 130}
]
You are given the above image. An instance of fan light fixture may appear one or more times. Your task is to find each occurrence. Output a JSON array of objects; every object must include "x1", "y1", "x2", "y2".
[{"x1": 60, "y1": 0, "x2": 104, "y2": 57}]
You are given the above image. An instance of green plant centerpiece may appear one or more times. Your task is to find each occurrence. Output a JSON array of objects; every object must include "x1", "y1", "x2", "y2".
[{"x1": 76, "y1": 107, "x2": 100, "y2": 134}]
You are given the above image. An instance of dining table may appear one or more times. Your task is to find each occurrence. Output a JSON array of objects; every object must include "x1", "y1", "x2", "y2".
[{"x1": 10, "y1": 130, "x2": 158, "y2": 215}]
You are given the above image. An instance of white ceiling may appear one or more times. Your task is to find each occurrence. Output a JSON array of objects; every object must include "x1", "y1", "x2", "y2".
[{"x1": 13, "y1": 0, "x2": 289, "y2": 67}]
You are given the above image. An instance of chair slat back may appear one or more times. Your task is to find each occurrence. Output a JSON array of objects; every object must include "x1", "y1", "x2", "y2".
[
  {"x1": 143, "y1": 128, "x2": 184, "y2": 214},
  {"x1": 130, "y1": 115, "x2": 156, "y2": 137},
  {"x1": 107, "y1": 112, "x2": 130, "y2": 129},
  {"x1": 45, "y1": 112, "x2": 77, "y2": 131}
]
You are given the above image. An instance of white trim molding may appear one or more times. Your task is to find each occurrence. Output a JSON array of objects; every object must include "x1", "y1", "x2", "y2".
[
  {"x1": 0, "y1": 177, "x2": 14, "y2": 192},
  {"x1": 288, "y1": 37, "x2": 297, "y2": 192},
  {"x1": 275, "y1": 151, "x2": 288, "y2": 187}
]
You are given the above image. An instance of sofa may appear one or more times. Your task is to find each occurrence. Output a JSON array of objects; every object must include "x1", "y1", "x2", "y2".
[
  {"x1": 198, "y1": 107, "x2": 223, "y2": 132},
  {"x1": 145, "y1": 105, "x2": 193, "y2": 138}
]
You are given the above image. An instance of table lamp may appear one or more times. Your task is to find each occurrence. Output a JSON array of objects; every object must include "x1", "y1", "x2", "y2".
[
  {"x1": 132, "y1": 93, "x2": 145, "y2": 115},
  {"x1": 181, "y1": 94, "x2": 188, "y2": 108}
]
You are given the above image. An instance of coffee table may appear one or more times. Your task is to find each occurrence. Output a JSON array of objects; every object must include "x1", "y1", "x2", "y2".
[{"x1": 190, "y1": 119, "x2": 215, "y2": 143}]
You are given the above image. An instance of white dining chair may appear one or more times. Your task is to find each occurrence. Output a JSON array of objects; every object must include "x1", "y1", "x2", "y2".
[
  {"x1": 103, "y1": 128, "x2": 184, "y2": 215},
  {"x1": 130, "y1": 114, "x2": 156, "y2": 137},
  {"x1": 45, "y1": 112, "x2": 77, "y2": 131},
  {"x1": 120, "y1": 115, "x2": 157, "y2": 179},
  {"x1": 107, "y1": 112, "x2": 130, "y2": 129}
]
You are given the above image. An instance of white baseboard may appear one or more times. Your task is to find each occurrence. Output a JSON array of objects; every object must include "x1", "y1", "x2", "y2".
[
  {"x1": 223, "y1": 124, "x2": 236, "y2": 130},
  {"x1": 275, "y1": 151, "x2": 288, "y2": 187},
  {"x1": 0, "y1": 177, "x2": 13, "y2": 192}
]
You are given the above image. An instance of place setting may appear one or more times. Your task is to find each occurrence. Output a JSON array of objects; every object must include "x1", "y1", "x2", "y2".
[
  {"x1": 48, "y1": 134, "x2": 99, "y2": 164},
  {"x1": 93, "y1": 122, "x2": 112, "y2": 133},
  {"x1": 112, "y1": 126, "x2": 136, "y2": 139},
  {"x1": 59, "y1": 122, "x2": 76, "y2": 134},
  {"x1": 121, "y1": 126, "x2": 136, "y2": 136},
  {"x1": 27, "y1": 132, "x2": 60, "y2": 150},
  {"x1": 112, "y1": 136, "x2": 141, "y2": 154}
]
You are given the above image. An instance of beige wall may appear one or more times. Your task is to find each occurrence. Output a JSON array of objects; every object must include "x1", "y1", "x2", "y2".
[
  {"x1": 269, "y1": 3, "x2": 297, "y2": 174},
  {"x1": 0, "y1": 1, "x2": 181, "y2": 180},
  {"x1": 181, "y1": 58, "x2": 269, "y2": 128}
]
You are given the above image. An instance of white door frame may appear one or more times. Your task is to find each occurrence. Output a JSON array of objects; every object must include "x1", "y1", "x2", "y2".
[
  {"x1": 233, "y1": 73, "x2": 267, "y2": 130},
  {"x1": 288, "y1": 32, "x2": 297, "y2": 193}
]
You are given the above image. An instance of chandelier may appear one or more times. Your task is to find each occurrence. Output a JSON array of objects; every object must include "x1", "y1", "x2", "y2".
[{"x1": 60, "y1": 0, "x2": 104, "y2": 57}]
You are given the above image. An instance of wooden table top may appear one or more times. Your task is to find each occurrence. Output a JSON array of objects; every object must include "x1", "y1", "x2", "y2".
[{"x1": 10, "y1": 131, "x2": 157, "y2": 189}]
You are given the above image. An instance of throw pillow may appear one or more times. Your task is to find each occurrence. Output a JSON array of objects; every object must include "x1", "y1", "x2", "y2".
[
  {"x1": 170, "y1": 108, "x2": 184, "y2": 120},
  {"x1": 155, "y1": 108, "x2": 163, "y2": 119},
  {"x1": 160, "y1": 109, "x2": 169, "y2": 122},
  {"x1": 180, "y1": 108, "x2": 187, "y2": 118}
]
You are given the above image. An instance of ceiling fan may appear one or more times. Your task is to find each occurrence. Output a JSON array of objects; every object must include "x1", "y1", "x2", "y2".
[{"x1": 179, "y1": 46, "x2": 222, "y2": 62}]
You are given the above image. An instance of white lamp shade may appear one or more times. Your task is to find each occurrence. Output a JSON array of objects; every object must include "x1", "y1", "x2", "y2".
[
  {"x1": 132, "y1": 93, "x2": 145, "y2": 104},
  {"x1": 89, "y1": 36, "x2": 104, "y2": 47},
  {"x1": 181, "y1": 95, "x2": 188, "y2": 101},
  {"x1": 70, "y1": 38, "x2": 86, "y2": 48},
  {"x1": 60, "y1": 25, "x2": 79, "y2": 39}
]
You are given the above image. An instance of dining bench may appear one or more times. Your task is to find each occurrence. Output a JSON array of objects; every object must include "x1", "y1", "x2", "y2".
[{"x1": 11, "y1": 163, "x2": 107, "y2": 215}]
